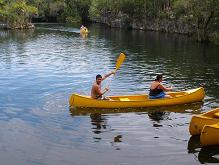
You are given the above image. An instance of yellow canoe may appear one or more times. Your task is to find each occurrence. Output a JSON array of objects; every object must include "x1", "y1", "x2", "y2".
[
  {"x1": 201, "y1": 123, "x2": 219, "y2": 146},
  {"x1": 189, "y1": 108, "x2": 219, "y2": 135},
  {"x1": 69, "y1": 87, "x2": 205, "y2": 108}
]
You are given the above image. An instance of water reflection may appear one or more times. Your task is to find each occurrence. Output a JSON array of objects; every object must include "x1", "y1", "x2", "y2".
[
  {"x1": 148, "y1": 111, "x2": 169, "y2": 127},
  {"x1": 70, "y1": 102, "x2": 203, "y2": 116},
  {"x1": 187, "y1": 135, "x2": 202, "y2": 154},
  {"x1": 89, "y1": 113, "x2": 123, "y2": 150},
  {"x1": 0, "y1": 29, "x2": 35, "y2": 42},
  {"x1": 148, "y1": 111, "x2": 168, "y2": 122},
  {"x1": 90, "y1": 113, "x2": 108, "y2": 134},
  {"x1": 188, "y1": 135, "x2": 219, "y2": 163},
  {"x1": 111, "y1": 135, "x2": 123, "y2": 150},
  {"x1": 114, "y1": 135, "x2": 122, "y2": 142},
  {"x1": 80, "y1": 33, "x2": 88, "y2": 39}
]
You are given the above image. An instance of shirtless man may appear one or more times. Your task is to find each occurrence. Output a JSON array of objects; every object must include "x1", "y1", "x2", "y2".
[{"x1": 91, "y1": 71, "x2": 115, "y2": 99}]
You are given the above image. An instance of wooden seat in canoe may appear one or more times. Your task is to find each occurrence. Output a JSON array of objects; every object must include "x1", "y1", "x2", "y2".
[{"x1": 119, "y1": 98, "x2": 130, "y2": 101}]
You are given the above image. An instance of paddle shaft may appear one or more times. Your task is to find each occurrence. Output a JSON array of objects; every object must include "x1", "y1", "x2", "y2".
[{"x1": 104, "y1": 53, "x2": 126, "y2": 93}]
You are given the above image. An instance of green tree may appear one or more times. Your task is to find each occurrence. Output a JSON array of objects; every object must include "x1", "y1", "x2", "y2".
[
  {"x1": 1, "y1": 0, "x2": 38, "y2": 29},
  {"x1": 26, "y1": 0, "x2": 65, "y2": 22},
  {"x1": 173, "y1": 0, "x2": 219, "y2": 42},
  {"x1": 64, "y1": 0, "x2": 90, "y2": 23}
]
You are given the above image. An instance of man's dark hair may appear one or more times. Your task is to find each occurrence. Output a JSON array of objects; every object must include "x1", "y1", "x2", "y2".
[{"x1": 96, "y1": 74, "x2": 102, "y2": 80}]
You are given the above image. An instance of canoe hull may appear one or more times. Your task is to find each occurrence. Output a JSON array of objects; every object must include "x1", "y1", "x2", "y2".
[
  {"x1": 69, "y1": 87, "x2": 205, "y2": 108},
  {"x1": 189, "y1": 108, "x2": 219, "y2": 135},
  {"x1": 200, "y1": 124, "x2": 219, "y2": 146}
]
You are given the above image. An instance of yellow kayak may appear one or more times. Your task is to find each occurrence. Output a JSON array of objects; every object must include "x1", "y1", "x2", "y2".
[
  {"x1": 189, "y1": 108, "x2": 219, "y2": 135},
  {"x1": 69, "y1": 87, "x2": 205, "y2": 108},
  {"x1": 80, "y1": 27, "x2": 89, "y2": 34},
  {"x1": 201, "y1": 123, "x2": 219, "y2": 146}
]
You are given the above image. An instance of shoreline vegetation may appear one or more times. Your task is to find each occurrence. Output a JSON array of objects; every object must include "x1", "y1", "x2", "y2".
[{"x1": 0, "y1": 0, "x2": 218, "y2": 45}]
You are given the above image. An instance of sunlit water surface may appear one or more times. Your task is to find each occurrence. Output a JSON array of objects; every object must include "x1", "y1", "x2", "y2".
[{"x1": 0, "y1": 24, "x2": 219, "y2": 165}]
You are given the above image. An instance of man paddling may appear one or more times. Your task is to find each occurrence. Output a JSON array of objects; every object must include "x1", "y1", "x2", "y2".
[{"x1": 91, "y1": 71, "x2": 115, "y2": 99}]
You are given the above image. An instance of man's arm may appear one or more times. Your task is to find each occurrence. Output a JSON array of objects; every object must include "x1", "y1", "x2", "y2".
[{"x1": 102, "y1": 71, "x2": 115, "y2": 81}]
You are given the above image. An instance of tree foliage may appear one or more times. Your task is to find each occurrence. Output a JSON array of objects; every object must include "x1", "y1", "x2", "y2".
[
  {"x1": 0, "y1": 0, "x2": 38, "y2": 29},
  {"x1": 64, "y1": 0, "x2": 90, "y2": 23},
  {"x1": 172, "y1": 0, "x2": 219, "y2": 41},
  {"x1": 0, "y1": 0, "x2": 219, "y2": 43},
  {"x1": 26, "y1": 0, "x2": 65, "y2": 21},
  {"x1": 88, "y1": 0, "x2": 219, "y2": 42}
]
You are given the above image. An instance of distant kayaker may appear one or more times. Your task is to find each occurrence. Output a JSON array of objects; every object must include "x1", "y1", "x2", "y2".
[
  {"x1": 149, "y1": 74, "x2": 173, "y2": 99},
  {"x1": 80, "y1": 25, "x2": 84, "y2": 29},
  {"x1": 91, "y1": 71, "x2": 115, "y2": 99},
  {"x1": 80, "y1": 25, "x2": 88, "y2": 31}
]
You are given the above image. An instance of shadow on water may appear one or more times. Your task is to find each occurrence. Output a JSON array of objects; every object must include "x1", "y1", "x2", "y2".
[
  {"x1": 69, "y1": 102, "x2": 203, "y2": 116},
  {"x1": 188, "y1": 135, "x2": 219, "y2": 164}
]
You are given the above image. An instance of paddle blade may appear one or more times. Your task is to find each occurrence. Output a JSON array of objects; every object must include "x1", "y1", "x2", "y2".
[{"x1": 115, "y1": 53, "x2": 126, "y2": 71}]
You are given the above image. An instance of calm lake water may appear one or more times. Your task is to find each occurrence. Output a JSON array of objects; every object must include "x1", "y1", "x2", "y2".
[{"x1": 0, "y1": 23, "x2": 219, "y2": 165}]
